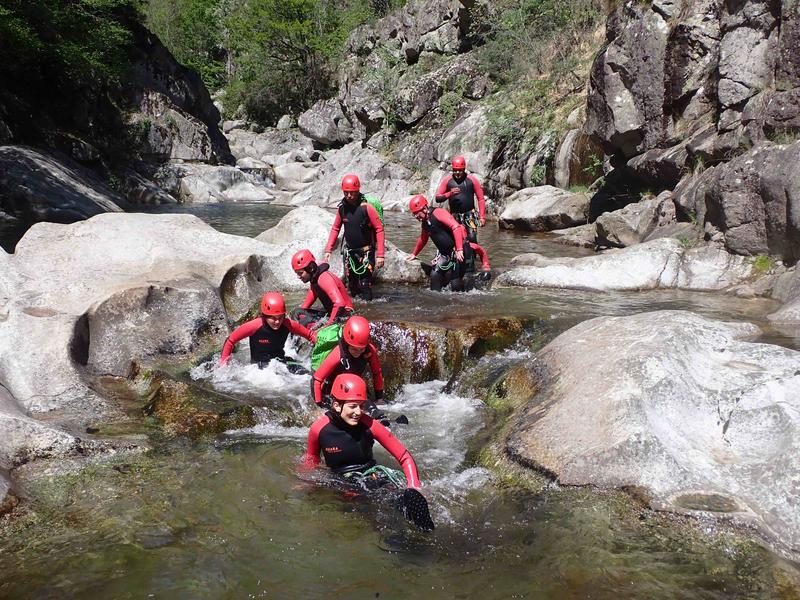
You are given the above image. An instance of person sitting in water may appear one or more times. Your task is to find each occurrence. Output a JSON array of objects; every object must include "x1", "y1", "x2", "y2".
[
  {"x1": 219, "y1": 291, "x2": 316, "y2": 373},
  {"x1": 312, "y1": 315, "x2": 386, "y2": 420},
  {"x1": 405, "y1": 194, "x2": 492, "y2": 292},
  {"x1": 290, "y1": 248, "x2": 354, "y2": 329},
  {"x1": 303, "y1": 373, "x2": 420, "y2": 488}
]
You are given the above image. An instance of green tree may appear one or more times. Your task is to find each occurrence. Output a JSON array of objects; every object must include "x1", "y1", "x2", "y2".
[{"x1": 142, "y1": 0, "x2": 227, "y2": 90}]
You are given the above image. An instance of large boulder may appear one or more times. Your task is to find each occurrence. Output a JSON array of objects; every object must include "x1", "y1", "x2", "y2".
[
  {"x1": 496, "y1": 238, "x2": 754, "y2": 291},
  {"x1": 0, "y1": 146, "x2": 125, "y2": 229},
  {"x1": 498, "y1": 186, "x2": 590, "y2": 232},
  {"x1": 673, "y1": 141, "x2": 800, "y2": 262},
  {"x1": 595, "y1": 193, "x2": 678, "y2": 248},
  {"x1": 298, "y1": 99, "x2": 354, "y2": 146},
  {"x1": 0, "y1": 213, "x2": 288, "y2": 415},
  {"x1": 506, "y1": 310, "x2": 800, "y2": 559}
]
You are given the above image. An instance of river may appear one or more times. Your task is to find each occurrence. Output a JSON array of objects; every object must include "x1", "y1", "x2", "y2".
[{"x1": 0, "y1": 202, "x2": 797, "y2": 599}]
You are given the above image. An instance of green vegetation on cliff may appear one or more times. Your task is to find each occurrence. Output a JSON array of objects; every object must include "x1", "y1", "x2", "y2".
[
  {"x1": 142, "y1": 0, "x2": 402, "y2": 124},
  {"x1": 475, "y1": 0, "x2": 603, "y2": 149}
]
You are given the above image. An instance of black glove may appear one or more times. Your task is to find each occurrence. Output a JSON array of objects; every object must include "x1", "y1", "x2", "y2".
[
  {"x1": 365, "y1": 401, "x2": 387, "y2": 422},
  {"x1": 479, "y1": 270, "x2": 492, "y2": 281}
]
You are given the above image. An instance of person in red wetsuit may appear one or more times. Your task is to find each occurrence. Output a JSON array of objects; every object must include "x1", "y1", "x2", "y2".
[
  {"x1": 303, "y1": 373, "x2": 421, "y2": 488},
  {"x1": 405, "y1": 194, "x2": 492, "y2": 291},
  {"x1": 290, "y1": 248, "x2": 354, "y2": 329},
  {"x1": 435, "y1": 155, "x2": 486, "y2": 243},
  {"x1": 219, "y1": 291, "x2": 316, "y2": 373},
  {"x1": 322, "y1": 174, "x2": 385, "y2": 301},
  {"x1": 312, "y1": 315, "x2": 386, "y2": 418}
]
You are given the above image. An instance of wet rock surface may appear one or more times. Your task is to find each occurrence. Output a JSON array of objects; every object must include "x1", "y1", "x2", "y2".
[{"x1": 506, "y1": 310, "x2": 800, "y2": 558}]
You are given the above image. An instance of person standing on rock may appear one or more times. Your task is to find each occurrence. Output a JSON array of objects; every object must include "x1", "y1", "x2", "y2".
[
  {"x1": 291, "y1": 249, "x2": 354, "y2": 328},
  {"x1": 405, "y1": 194, "x2": 491, "y2": 292},
  {"x1": 219, "y1": 291, "x2": 316, "y2": 373},
  {"x1": 435, "y1": 155, "x2": 486, "y2": 243},
  {"x1": 322, "y1": 174, "x2": 385, "y2": 301},
  {"x1": 311, "y1": 315, "x2": 387, "y2": 423}
]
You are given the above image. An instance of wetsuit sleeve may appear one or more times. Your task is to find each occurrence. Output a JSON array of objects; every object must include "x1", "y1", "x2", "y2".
[
  {"x1": 433, "y1": 208, "x2": 464, "y2": 252},
  {"x1": 301, "y1": 415, "x2": 328, "y2": 469},
  {"x1": 470, "y1": 242, "x2": 491, "y2": 270},
  {"x1": 286, "y1": 318, "x2": 316, "y2": 343},
  {"x1": 411, "y1": 229, "x2": 429, "y2": 257},
  {"x1": 324, "y1": 211, "x2": 343, "y2": 254},
  {"x1": 365, "y1": 204, "x2": 385, "y2": 258},
  {"x1": 469, "y1": 174, "x2": 486, "y2": 221},
  {"x1": 435, "y1": 176, "x2": 453, "y2": 202},
  {"x1": 367, "y1": 344, "x2": 384, "y2": 398},
  {"x1": 368, "y1": 418, "x2": 421, "y2": 488},
  {"x1": 321, "y1": 272, "x2": 347, "y2": 325},
  {"x1": 312, "y1": 346, "x2": 340, "y2": 405},
  {"x1": 299, "y1": 288, "x2": 316, "y2": 310},
  {"x1": 219, "y1": 318, "x2": 262, "y2": 364}
]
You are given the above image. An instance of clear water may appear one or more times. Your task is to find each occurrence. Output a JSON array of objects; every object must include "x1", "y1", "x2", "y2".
[{"x1": 1, "y1": 202, "x2": 798, "y2": 598}]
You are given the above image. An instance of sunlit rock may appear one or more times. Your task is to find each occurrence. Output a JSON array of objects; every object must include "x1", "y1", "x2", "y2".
[
  {"x1": 507, "y1": 310, "x2": 800, "y2": 558},
  {"x1": 496, "y1": 238, "x2": 753, "y2": 291},
  {"x1": 0, "y1": 213, "x2": 287, "y2": 417},
  {"x1": 498, "y1": 186, "x2": 590, "y2": 232}
]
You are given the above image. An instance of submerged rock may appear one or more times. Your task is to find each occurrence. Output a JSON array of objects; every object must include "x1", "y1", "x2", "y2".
[{"x1": 506, "y1": 310, "x2": 800, "y2": 559}]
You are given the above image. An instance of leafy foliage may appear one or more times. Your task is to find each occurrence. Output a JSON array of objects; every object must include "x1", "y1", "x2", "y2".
[
  {"x1": 141, "y1": 0, "x2": 227, "y2": 89},
  {"x1": 0, "y1": 0, "x2": 138, "y2": 154},
  {"x1": 0, "y1": 0, "x2": 135, "y2": 85},
  {"x1": 476, "y1": 0, "x2": 603, "y2": 149},
  {"x1": 141, "y1": 0, "x2": 400, "y2": 124}
]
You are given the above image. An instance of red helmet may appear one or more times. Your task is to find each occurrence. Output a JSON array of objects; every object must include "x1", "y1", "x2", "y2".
[
  {"x1": 451, "y1": 156, "x2": 466, "y2": 170},
  {"x1": 343, "y1": 315, "x2": 371, "y2": 348},
  {"x1": 331, "y1": 373, "x2": 368, "y2": 403},
  {"x1": 409, "y1": 194, "x2": 428, "y2": 214},
  {"x1": 260, "y1": 292, "x2": 286, "y2": 316},
  {"x1": 341, "y1": 174, "x2": 361, "y2": 193},
  {"x1": 291, "y1": 249, "x2": 316, "y2": 271}
]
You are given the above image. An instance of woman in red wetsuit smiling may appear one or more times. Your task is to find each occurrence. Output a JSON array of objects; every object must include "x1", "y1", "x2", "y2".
[{"x1": 303, "y1": 373, "x2": 420, "y2": 487}]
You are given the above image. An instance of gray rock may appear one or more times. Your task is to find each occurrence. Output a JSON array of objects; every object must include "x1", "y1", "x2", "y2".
[
  {"x1": 0, "y1": 146, "x2": 125, "y2": 229},
  {"x1": 550, "y1": 223, "x2": 598, "y2": 249},
  {"x1": 595, "y1": 196, "x2": 664, "y2": 247},
  {"x1": 586, "y1": 4, "x2": 670, "y2": 157},
  {"x1": 436, "y1": 105, "x2": 493, "y2": 177},
  {"x1": 273, "y1": 162, "x2": 320, "y2": 192},
  {"x1": 298, "y1": 99, "x2": 353, "y2": 146},
  {"x1": 674, "y1": 141, "x2": 800, "y2": 262},
  {"x1": 0, "y1": 213, "x2": 289, "y2": 415},
  {"x1": 499, "y1": 186, "x2": 590, "y2": 232},
  {"x1": 496, "y1": 238, "x2": 754, "y2": 291},
  {"x1": 227, "y1": 128, "x2": 316, "y2": 164},
  {"x1": 507, "y1": 310, "x2": 800, "y2": 560},
  {"x1": 276, "y1": 115, "x2": 295, "y2": 130},
  {"x1": 392, "y1": 55, "x2": 487, "y2": 127},
  {"x1": 156, "y1": 164, "x2": 274, "y2": 203}
]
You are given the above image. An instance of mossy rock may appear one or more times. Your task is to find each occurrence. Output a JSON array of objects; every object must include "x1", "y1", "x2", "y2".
[
  {"x1": 142, "y1": 375, "x2": 257, "y2": 438},
  {"x1": 372, "y1": 317, "x2": 526, "y2": 396}
]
